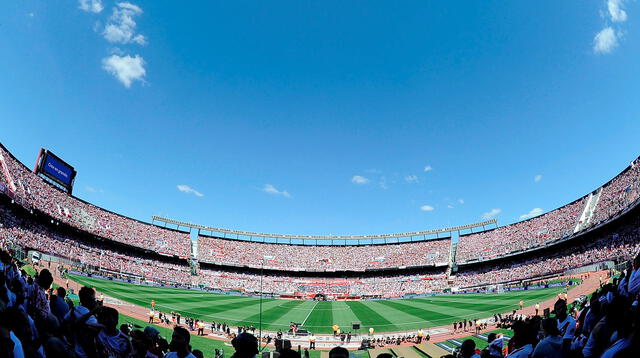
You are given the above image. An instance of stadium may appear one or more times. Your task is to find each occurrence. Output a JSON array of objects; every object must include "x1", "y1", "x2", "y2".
[
  {"x1": 3, "y1": 2, "x2": 640, "y2": 358},
  {"x1": 1, "y1": 139, "x2": 640, "y2": 358}
]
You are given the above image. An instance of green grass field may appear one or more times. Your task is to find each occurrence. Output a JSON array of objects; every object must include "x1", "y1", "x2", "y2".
[{"x1": 70, "y1": 274, "x2": 567, "y2": 334}]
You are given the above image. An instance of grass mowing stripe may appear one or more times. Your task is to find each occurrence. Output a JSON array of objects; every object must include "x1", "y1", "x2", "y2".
[
  {"x1": 419, "y1": 294, "x2": 542, "y2": 314},
  {"x1": 70, "y1": 274, "x2": 576, "y2": 334},
  {"x1": 374, "y1": 300, "x2": 459, "y2": 324},
  {"x1": 409, "y1": 288, "x2": 563, "y2": 305},
  {"x1": 88, "y1": 281, "x2": 259, "y2": 316},
  {"x1": 301, "y1": 300, "x2": 319, "y2": 326},
  {"x1": 346, "y1": 301, "x2": 396, "y2": 331},
  {"x1": 72, "y1": 275, "x2": 253, "y2": 303},
  {"x1": 243, "y1": 300, "x2": 306, "y2": 327},
  {"x1": 71, "y1": 275, "x2": 265, "y2": 323},
  {"x1": 302, "y1": 302, "x2": 334, "y2": 333}
]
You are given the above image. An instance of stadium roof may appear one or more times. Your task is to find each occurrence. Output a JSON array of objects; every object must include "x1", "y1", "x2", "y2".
[{"x1": 151, "y1": 215, "x2": 497, "y2": 240}]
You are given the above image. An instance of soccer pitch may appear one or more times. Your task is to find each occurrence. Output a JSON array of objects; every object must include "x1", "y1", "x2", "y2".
[{"x1": 70, "y1": 275, "x2": 566, "y2": 334}]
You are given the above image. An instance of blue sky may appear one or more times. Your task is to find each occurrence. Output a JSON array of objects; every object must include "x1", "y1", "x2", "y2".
[{"x1": 1, "y1": 1, "x2": 639, "y2": 237}]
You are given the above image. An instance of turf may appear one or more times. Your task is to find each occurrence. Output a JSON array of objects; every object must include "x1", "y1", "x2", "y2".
[
  {"x1": 22, "y1": 264, "x2": 37, "y2": 276},
  {"x1": 118, "y1": 312, "x2": 369, "y2": 358},
  {"x1": 70, "y1": 274, "x2": 567, "y2": 334}
]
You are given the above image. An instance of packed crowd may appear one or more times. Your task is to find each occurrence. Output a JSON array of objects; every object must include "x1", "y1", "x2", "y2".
[
  {"x1": 0, "y1": 203, "x2": 191, "y2": 284},
  {"x1": 2, "y1": 143, "x2": 640, "y2": 276},
  {"x1": 0, "y1": 146, "x2": 191, "y2": 258},
  {"x1": 198, "y1": 269, "x2": 448, "y2": 297},
  {"x1": 449, "y1": 260, "x2": 640, "y2": 358},
  {"x1": 454, "y1": 213, "x2": 640, "y2": 288},
  {"x1": 456, "y1": 197, "x2": 587, "y2": 263},
  {"x1": 0, "y1": 197, "x2": 451, "y2": 296},
  {"x1": 590, "y1": 158, "x2": 640, "y2": 227},
  {"x1": 197, "y1": 236, "x2": 451, "y2": 271},
  {"x1": 456, "y1": 158, "x2": 640, "y2": 264},
  {"x1": 4, "y1": 188, "x2": 640, "y2": 296},
  {"x1": 0, "y1": 245, "x2": 267, "y2": 358}
]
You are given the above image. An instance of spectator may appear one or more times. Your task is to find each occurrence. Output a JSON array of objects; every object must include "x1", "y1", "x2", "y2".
[
  {"x1": 460, "y1": 339, "x2": 480, "y2": 358},
  {"x1": 231, "y1": 332, "x2": 259, "y2": 358},
  {"x1": 166, "y1": 326, "x2": 196, "y2": 358},
  {"x1": 328, "y1": 346, "x2": 349, "y2": 358},
  {"x1": 96, "y1": 306, "x2": 132, "y2": 358},
  {"x1": 582, "y1": 296, "x2": 627, "y2": 357},
  {"x1": 485, "y1": 333, "x2": 503, "y2": 358},
  {"x1": 28, "y1": 268, "x2": 52, "y2": 321},
  {"x1": 64, "y1": 286, "x2": 101, "y2": 358},
  {"x1": 554, "y1": 298, "x2": 575, "y2": 354},
  {"x1": 506, "y1": 319, "x2": 537, "y2": 357},
  {"x1": 50, "y1": 286, "x2": 70, "y2": 323},
  {"x1": 531, "y1": 318, "x2": 562, "y2": 358}
]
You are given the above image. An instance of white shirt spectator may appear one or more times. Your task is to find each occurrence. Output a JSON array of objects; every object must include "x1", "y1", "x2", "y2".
[
  {"x1": 627, "y1": 269, "x2": 640, "y2": 297},
  {"x1": 557, "y1": 315, "x2": 576, "y2": 341},
  {"x1": 506, "y1": 344, "x2": 532, "y2": 358},
  {"x1": 532, "y1": 335, "x2": 563, "y2": 358}
]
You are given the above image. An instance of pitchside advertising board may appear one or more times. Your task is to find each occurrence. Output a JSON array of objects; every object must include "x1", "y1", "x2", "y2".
[{"x1": 34, "y1": 148, "x2": 77, "y2": 194}]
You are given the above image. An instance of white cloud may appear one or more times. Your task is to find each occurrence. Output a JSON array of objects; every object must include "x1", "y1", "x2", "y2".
[
  {"x1": 593, "y1": 27, "x2": 618, "y2": 54},
  {"x1": 519, "y1": 207, "x2": 544, "y2": 220},
  {"x1": 103, "y1": 2, "x2": 146, "y2": 45},
  {"x1": 84, "y1": 186, "x2": 103, "y2": 193},
  {"x1": 102, "y1": 54, "x2": 146, "y2": 87},
  {"x1": 351, "y1": 175, "x2": 370, "y2": 184},
  {"x1": 79, "y1": 0, "x2": 103, "y2": 13},
  {"x1": 534, "y1": 174, "x2": 543, "y2": 183},
  {"x1": 447, "y1": 204, "x2": 454, "y2": 209},
  {"x1": 482, "y1": 208, "x2": 502, "y2": 220},
  {"x1": 262, "y1": 184, "x2": 291, "y2": 198},
  {"x1": 404, "y1": 175, "x2": 419, "y2": 183},
  {"x1": 458, "y1": 199, "x2": 464, "y2": 204},
  {"x1": 424, "y1": 165, "x2": 433, "y2": 172},
  {"x1": 608, "y1": 0, "x2": 627, "y2": 23},
  {"x1": 177, "y1": 185, "x2": 204, "y2": 197},
  {"x1": 420, "y1": 205, "x2": 434, "y2": 211}
]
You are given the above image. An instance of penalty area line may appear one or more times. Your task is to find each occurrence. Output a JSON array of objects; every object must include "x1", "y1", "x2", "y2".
[{"x1": 301, "y1": 300, "x2": 319, "y2": 327}]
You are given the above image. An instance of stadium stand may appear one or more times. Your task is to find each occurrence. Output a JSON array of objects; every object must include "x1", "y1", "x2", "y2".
[
  {"x1": 454, "y1": 211, "x2": 640, "y2": 287},
  {"x1": 1, "y1": 142, "x2": 640, "y2": 294},
  {"x1": 455, "y1": 197, "x2": 588, "y2": 263},
  {"x1": 3, "y1": 187, "x2": 640, "y2": 295},
  {"x1": 4, "y1": 243, "x2": 638, "y2": 356},
  {"x1": 0, "y1": 144, "x2": 191, "y2": 258},
  {"x1": 197, "y1": 235, "x2": 451, "y2": 271},
  {"x1": 3, "y1": 143, "x2": 640, "y2": 356},
  {"x1": 0, "y1": 201, "x2": 191, "y2": 284},
  {"x1": 198, "y1": 268, "x2": 448, "y2": 297},
  {"x1": 455, "y1": 158, "x2": 640, "y2": 264},
  {"x1": 591, "y1": 160, "x2": 640, "y2": 225}
]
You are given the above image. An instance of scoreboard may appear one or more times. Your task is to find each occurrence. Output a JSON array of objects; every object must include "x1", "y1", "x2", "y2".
[{"x1": 34, "y1": 148, "x2": 77, "y2": 194}]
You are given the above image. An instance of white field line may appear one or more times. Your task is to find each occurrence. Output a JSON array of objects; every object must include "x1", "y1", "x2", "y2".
[
  {"x1": 301, "y1": 300, "x2": 320, "y2": 326},
  {"x1": 73, "y1": 277, "x2": 562, "y2": 328}
]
